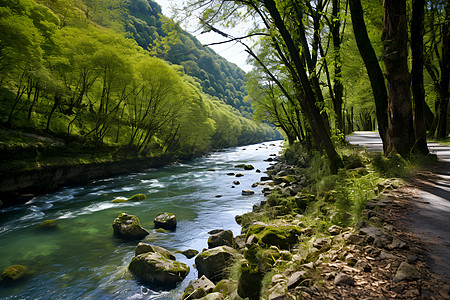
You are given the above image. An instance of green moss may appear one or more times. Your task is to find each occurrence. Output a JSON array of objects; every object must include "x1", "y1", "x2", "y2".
[
  {"x1": 1, "y1": 265, "x2": 27, "y2": 280},
  {"x1": 111, "y1": 198, "x2": 128, "y2": 203},
  {"x1": 155, "y1": 228, "x2": 166, "y2": 233},
  {"x1": 127, "y1": 194, "x2": 146, "y2": 201},
  {"x1": 182, "y1": 284, "x2": 195, "y2": 299},
  {"x1": 38, "y1": 219, "x2": 57, "y2": 229}
]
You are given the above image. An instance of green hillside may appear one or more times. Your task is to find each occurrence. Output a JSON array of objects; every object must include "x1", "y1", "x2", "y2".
[{"x1": 0, "y1": 0, "x2": 279, "y2": 172}]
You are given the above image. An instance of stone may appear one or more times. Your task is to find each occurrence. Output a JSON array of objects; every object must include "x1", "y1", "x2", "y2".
[
  {"x1": 180, "y1": 249, "x2": 199, "y2": 259},
  {"x1": 378, "y1": 250, "x2": 398, "y2": 260},
  {"x1": 260, "y1": 176, "x2": 271, "y2": 181},
  {"x1": 346, "y1": 254, "x2": 357, "y2": 267},
  {"x1": 112, "y1": 213, "x2": 149, "y2": 240},
  {"x1": 234, "y1": 235, "x2": 246, "y2": 250},
  {"x1": 154, "y1": 212, "x2": 177, "y2": 230},
  {"x1": 242, "y1": 190, "x2": 255, "y2": 195},
  {"x1": 199, "y1": 292, "x2": 224, "y2": 300},
  {"x1": 386, "y1": 238, "x2": 408, "y2": 250},
  {"x1": 233, "y1": 180, "x2": 241, "y2": 185},
  {"x1": 208, "y1": 230, "x2": 234, "y2": 248},
  {"x1": 127, "y1": 194, "x2": 146, "y2": 201},
  {"x1": 328, "y1": 225, "x2": 343, "y2": 235},
  {"x1": 355, "y1": 260, "x2": 372, "y2": 272},
  {"x1": 251, "y1": 183, "x2": 259, "y2": 188},
  {"x1": 256, "y1": 169, "x2": 261, "y2": 173},
  {"x1": 359, "y1": 226, "x2": 393, "y2": 248},
  {"x1": 38, "y1": 219, "x2": 58, "y2": 229},
  {"x1": 343, "y1": 233, "x2": 365, "y2": 245},
  {"x1": 394, "y1": 262, "x2": 420, "y2": 282},
  {"x1": 235, "y1": 173, "x2": 244, "y2": 177},
  {"x1": 192, "y1": 275, "x2": 216, "y2": 293},
  {"x1": 287, "y1": 271, "x2": 307, "y2": 289},
  {"x1": 135, "y1": 243, "x2": 175, "y2": 260},
  {"x1": 227, "y1": 173, "x2": 235, "y2": 176},
  {"x1": 334, "y1": 273, "x2": 355, "y2": 286},
  {"x1": 272, "y1": 274, "x2": 287, "y2": 285},
  {"x1": 128, "y1": 252, "x2": 189, "y2": 288},
  {"x1": 111, "y1": 198, "x2": 128, "y2": 203},
  {"x1": 214, "y1": 195, "x2": 222, "y2": 198},
  {"x1": 195, "y1": 246, "x2": 237, "y2": 282},
  {"x1": 1, "y1": 265, "x2": 27, "y2": 281}
]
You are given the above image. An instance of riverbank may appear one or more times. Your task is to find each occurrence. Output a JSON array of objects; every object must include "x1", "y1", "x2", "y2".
[
  {"x1": 181, "y1": 142, "x2": 449, "y2": 299},
  {"x1": 0, "y1": 128, "x2": 278, "y2": 208}
]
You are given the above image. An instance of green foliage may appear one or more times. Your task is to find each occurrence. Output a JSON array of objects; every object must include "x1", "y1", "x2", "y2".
[{"x1": 0, "y1": 0, "x2": 279, "y2": 170}]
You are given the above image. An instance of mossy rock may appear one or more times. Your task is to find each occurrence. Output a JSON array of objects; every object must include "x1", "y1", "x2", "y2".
[
  {"x1": 195, "y1": 246, "x2": 238, "y2": 282},
  {"x1": 154, "y1": 212, "x2": 177, "y2": 230},
  {"x1": 234, "y1": 164, "x2": 246, "y2": 168},
  {"x1": 245, "y1": 225, "x2": 301, "y2": 250},
  {"x1": 155, "y1": 228, "x2": 167, "y2": 233},
  {"x1": 244, "y1": 165, "x2": 254, "y2": 170},
  {"x1": 111, "y1": 198, "x2": 128, "y2": 203},
  {"x1": 112, "y1": 213, "x2": 149, "y2": 240},
  {"x1": 2, "y1": 265, "x2": 27, "y2": 281},
  {"x1": 38, "y1": 219, "x2": 58, "y2": 229},
  {"x1": 237, "y1": 259, "x2": 263, "y2": 300},
  {"x1": 128, "y1": 252, "x2": 189, "y2": 288},
  {"x1": 135, "y1": 242, "x2": 176, "y2": 260},
  {"x1": 127, "y1": 194, "x2": 146, "y2": 201},
  {"x1": 235, "y1": 173, "x2": 244, "y2": 177},
  {"x1": 213, "y1": 279, "x2": 234, "y2": 297}
]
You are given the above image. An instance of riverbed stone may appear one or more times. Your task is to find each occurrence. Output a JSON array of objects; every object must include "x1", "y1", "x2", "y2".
[
  {"x1": 208, "y1": 229, "x2": 233, "y2": 248},
  {"x1": 394, "y1": 262, "x2": 420, "y2": 282},
  {"x1": 38, "y1": 219, "x2": 58, "y2": 229},
  {"x1": 195, "y1": 246, "x2": 237, "y2": 282},
  {"x1": 287, "y1": 271, "x2": 307, "y2": 289},
  {"x1": 242, "y1": 190, "x2": 255, "y2": 195},
  {"x1": 127, "y1": 194, "x2": 146, "y2": 201},
  {"x1": 359, "y1": 226, "x2": 393, "y2": 248},
  {"x1": 154, "y1": 212, "x2": 177, "y2": 230},
  {"x1": 128, "y1": 252, "x2": 189, "y2": 288},
  {"x1": 1, "y1": 265, "x2": 28, "y2": 281},
  {"x1": 135, "y1": 242, "x2": 175, "y2": 260},
  {"x1": 180, "y1": 249, "x2": 199, "y2": 259},
  {"x1": 112, "y1": 213, "x2": 149, "y2": 240}
]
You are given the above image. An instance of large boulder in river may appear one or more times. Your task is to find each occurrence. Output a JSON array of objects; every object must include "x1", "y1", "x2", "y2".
[
  {"x1": 1, "y1": 265, "x2": 28, "y2": 281},
  {"x1": 128, "y1": 252, "x2": 189, "y2": 288},
  {"x1": 112, "y1": 213, "x2": 149, "y2": 240},
  {"x1": 135, "y1": 242, "x2": 176, "y2": 260},
  {"x1": 208, "y1": 229, "x2": 233, "y2": 248},
  {"x1": 154, "y1": 212, "x2": 177, "y2": 230},
  {"x1": 195, "y1": 246, "x2": 238, "y2": 282}
]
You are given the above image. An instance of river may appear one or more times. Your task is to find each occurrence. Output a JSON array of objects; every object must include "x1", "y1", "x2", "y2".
[{"x1": 0, "y1": 141, "x2": 282, "y2": 299}]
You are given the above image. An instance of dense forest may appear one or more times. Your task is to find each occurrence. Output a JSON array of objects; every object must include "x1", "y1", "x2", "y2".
[
  {"x1": 0, "y1": 0, "x2": 279, "y2": 165},
  {"x1": 182, "y1": 0, "x2": 449, "y2": 172}
]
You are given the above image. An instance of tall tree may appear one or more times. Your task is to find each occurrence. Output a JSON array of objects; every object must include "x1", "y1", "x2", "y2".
[
  {"x1": 411, "y1": 0, "x2": 429, "y2": 154},
  {"x1": 349, "y1": 0, "x2": 388, "y2": 153},
  {"x1": 382, "y1": 0, "x2": 416, "y2": 156}
]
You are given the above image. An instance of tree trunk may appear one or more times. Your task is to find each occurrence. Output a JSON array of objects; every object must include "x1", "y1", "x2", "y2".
[
  {"x1": 434, "y1": 7, "x2": 450, "y2": 139},
  {"x1": 411, "y1": 0, "x2": 429, "y2": 154},
  {"x1": 382, "y1": 0, "x2": 416, "y2": 157},
  {"x1": 263, "y1": 0, "x2": 343, "y2": 173},
  {"x1": 332, "y1": 0, "x2": 344, "y2": 133},
  {"x1": 349, "y1": 0, "x2": 389, "y2": 154}
]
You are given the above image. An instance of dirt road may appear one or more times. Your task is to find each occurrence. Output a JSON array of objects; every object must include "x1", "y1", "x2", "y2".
[{"x1": 348, "y1": 131, "x2": 450, "y2": 282}]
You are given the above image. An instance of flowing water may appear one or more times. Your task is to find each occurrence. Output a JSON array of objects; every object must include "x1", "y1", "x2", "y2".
[{"x1": 0, "y1": 141, "x2": 282, "y2": 299}]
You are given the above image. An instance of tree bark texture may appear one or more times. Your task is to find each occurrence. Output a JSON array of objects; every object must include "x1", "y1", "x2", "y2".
[
  {"x1": 263, "y1": 0, "x2": 343, "y2": 173},
  {"x1": 435, "y1": 7, "x2": 450, "y2": 139},
  {"x1": 332, "y1": 0, "x2": 344, "y2": 133},
  {"x1": 411, "y1": 0, "x2": 429, "y2": 154},
  {"x1": 349, "y1": 0, "x2": 388, "y2": 154},
  {"x1": 382, "y1": 0, "x2": 416, "y2": 157}
]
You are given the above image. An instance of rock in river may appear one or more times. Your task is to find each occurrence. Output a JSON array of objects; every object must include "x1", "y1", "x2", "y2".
[
  {"x1": 112, "y1": 213, "x2": 149, "y2": 240},
  {"x1": 135, "y1": 242, "x2": 176, "y2": 260},
  {"x1": 195, "y1": 246, "x2": 238, "y2": 282},
  {"x1": 154, "y1": 212, "x2": 177, "y2": 230},
  {"x1": 128, "y1": 252, "x2": 189, "y2": 288},
  {"x1": 1, "y1": 265, "x2": 28, "y2": 281},
  {"x1": 208, "y1": 229, "x2": 234, "y2": 248}
]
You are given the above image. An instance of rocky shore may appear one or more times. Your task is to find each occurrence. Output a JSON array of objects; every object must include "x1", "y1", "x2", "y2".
[{"x1": 180, "y1": 154, "x2": 450, "y2": 299}]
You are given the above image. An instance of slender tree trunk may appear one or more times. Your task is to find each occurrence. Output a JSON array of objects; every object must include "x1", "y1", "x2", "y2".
[
  {"x1": 411, "y1": 0, "x2": 429, "y2": 154},
  {"x1": 332, "y1": 0, "x2": 344, "y2": 132},
  {"x1": 349, "y1": 0, "x2": 388, "y2": 154},
  {"x1": 263, "y1": 0, "x2": 343, "y2": 173},
  {"x1": 435, "y1": 7, "x2": 450, "y2": 139},
  {"x1": 382, "y1": 0, "x2": 416, "y2": 156}
]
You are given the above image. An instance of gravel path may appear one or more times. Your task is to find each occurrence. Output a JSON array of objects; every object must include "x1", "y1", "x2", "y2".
[{"x1": 348, "y1": 131, "x2": 450, "y2": 282}]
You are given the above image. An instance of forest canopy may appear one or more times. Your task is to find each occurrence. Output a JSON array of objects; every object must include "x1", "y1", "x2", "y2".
[{"x1": 0, "y1": 0, "x2": 279, "y2": 162}]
